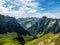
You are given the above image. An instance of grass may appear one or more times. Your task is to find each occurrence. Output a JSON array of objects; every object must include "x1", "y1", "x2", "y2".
[
  {"x1": 25, "y1": 33, "x2": 55, "y2": 45},
  {"x1": 26, "y1": 24, "x2": 32, "y2": 28},
  {"x1": 47, "y1": 22, "x2": 54, "y2": 29}
]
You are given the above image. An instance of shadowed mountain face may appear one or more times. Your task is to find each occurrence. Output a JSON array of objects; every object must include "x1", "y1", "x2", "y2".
[
  {"x1": 18, "y1": 16, "x2": 60, "y2": 36},
  {"x1": 35, "y1": 16, "x2": 60, "y2": 34},
  {"x1": 0, "y1": 14, "x2": 30, "y2": 35}
]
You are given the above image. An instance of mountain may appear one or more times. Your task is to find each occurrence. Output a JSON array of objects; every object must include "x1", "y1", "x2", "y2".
[
  {"x1": 17, "y1": 16, "x2": 60, "y2": 37},
  {"x1": 0, "y1": 14, "x2": 60, "y2": 45},
  {"x1": 17, "y1": 18, "x2": 39, "y2": 30},
  {"x1": 0, "y1": 14, "x2": 30, "y2": 35}
]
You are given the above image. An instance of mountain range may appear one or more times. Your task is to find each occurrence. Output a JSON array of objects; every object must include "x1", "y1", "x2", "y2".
[
  {"x1": 17, "y1": 16, "x2": 60, "y2": 37},
  {"x1": 0, "y1": 14, "x2": 60, "y2": 45}
]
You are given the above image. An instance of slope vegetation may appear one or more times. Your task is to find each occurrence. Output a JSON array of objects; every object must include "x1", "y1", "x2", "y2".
[{"x1": 25, "y1": 33, "x2": 60, "y2": 45}]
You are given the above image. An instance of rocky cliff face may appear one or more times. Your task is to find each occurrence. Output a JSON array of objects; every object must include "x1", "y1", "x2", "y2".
[{"x1": 18, "y1": 16, "x2": 60, "y2": 36}]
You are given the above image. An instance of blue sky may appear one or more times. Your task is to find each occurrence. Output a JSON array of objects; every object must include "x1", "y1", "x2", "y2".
[{"x1": 0, "y1": 0, "x2": 60, "y2": 18}]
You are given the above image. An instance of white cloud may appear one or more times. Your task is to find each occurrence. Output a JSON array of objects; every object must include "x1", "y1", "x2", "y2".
[
  {"x1": 14, "y1": 0, "x2": 39, "y2": 8},
  {"x1": 0, "y1": 6, "x2": 26, "y2": 17},
  {"x1": 0, "y1": 0, "x2": 60, "y2": 19},
  {"x1": 0, "y1": 0, "x2": 40, "y2": 18},
  {"x1": 36, "y1": 12, "x2": 60, "y2": 19},
  {"x1": 27, "y1": 2, "x2": 39, "y2": 8},
  {"x1": 28, "y1": 9, "x2": 37, "y2": 13}
]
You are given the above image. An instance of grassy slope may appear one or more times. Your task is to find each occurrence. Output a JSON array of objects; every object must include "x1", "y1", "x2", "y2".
[
  {"x1": 25, "y1": 33, "x2": 55, "y2": 45},
  {"x1": 26, "y1": 24, "x2": 32, "y2": 29}
]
